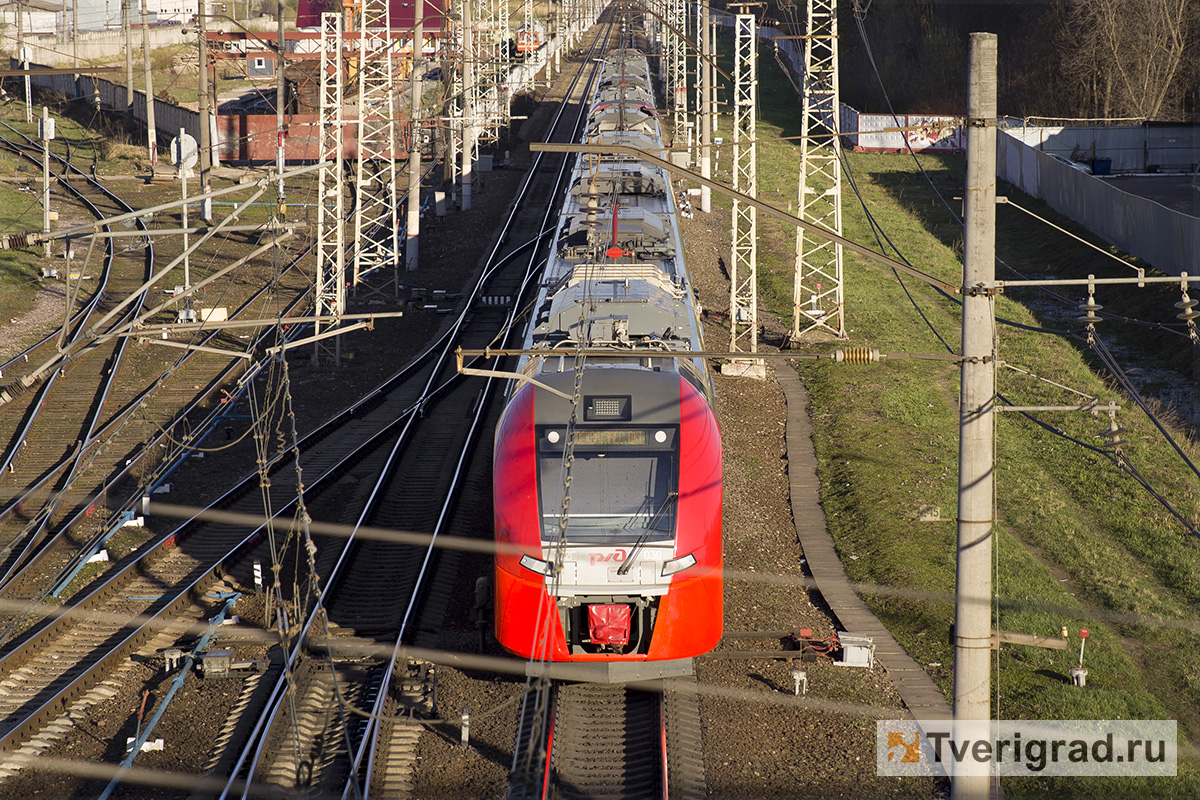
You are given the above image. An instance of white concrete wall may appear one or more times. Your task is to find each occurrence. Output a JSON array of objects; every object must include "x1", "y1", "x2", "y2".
[
  {"x1": 17, "y1": 27, "x2": 193, "y2": 66},
  {"x1": 1, "y1": 9, "x2": 59, "y2": 36}
]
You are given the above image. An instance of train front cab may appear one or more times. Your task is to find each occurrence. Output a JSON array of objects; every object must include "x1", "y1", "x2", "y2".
[{"x1": 493, "y1": 368, "x2": 722, "y2": 663}]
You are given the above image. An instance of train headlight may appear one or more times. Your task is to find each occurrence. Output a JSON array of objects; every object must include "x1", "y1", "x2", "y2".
[
  {"x1": 661, "y1": 552, "x2": 697, "y2": 577},
  {"x1": 520, "y1": 554, "x2": 555, "y2": 576}
]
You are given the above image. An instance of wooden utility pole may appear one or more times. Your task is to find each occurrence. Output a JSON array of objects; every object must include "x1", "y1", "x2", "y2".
[{"x1": 952, "y1": 31, "x2": 997, "y2": 800}]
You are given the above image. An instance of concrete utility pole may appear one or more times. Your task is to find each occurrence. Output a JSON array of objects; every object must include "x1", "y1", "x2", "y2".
[
  {"x1": 18, "y1": 1, "x2": 30, "y2": 124},
  {"x1": 406, "y1": 12, "x2": 424, "y2": 272},
  {"x1": 141, "y1": 0, "x2": 157, "y2": 171},
  {"x1": 41, "y1": 106, "x2": 51, "y2": 258},
  {"x1": 700, "y1": 5, "x2": 710, "y2": 134},
  {"x1": 275, "y1": 0, "x2": 285, "y2": 210},
  {"x1": 462, "y1": 0, "x2": 475, "y2": 211},
  {"x1": 952, "y1": 31, "x2": 997, "y2": 800},
  {"x1": 198, "y1": 2, "x2": 213, "y2": 222},
  {"x1": 699, "y1": 0, "x2": 711, "y2": 213},
  {"x1": 124, "y1": 0, "x2": 133, "y2": 122},
  {"x1": 72, "y1": 0, "x2": 78, "y2": 80}
]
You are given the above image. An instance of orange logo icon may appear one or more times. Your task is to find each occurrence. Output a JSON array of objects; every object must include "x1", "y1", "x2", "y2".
[{"x1": 887, "y1": 731, "x2": 921, "y2": 763}]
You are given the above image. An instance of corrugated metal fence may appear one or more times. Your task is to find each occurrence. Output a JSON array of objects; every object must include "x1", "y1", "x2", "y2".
[
  {"x1": 1003, "y1": 122, "x2": 1199, "y2": 174},
  {"x1": 998, "y1": 131, "x2": 1200, "y2": 277},
  {"x1": 18, "y1": 58, "x2": 199, "y2": 152}
]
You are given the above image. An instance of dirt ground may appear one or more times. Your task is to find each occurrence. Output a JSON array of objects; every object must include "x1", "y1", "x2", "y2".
[{"x1": 0, "y1": 39, "x2": 943, "y2": 800}]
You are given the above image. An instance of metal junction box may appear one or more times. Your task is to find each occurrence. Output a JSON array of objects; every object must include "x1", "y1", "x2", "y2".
[{"x1": 837, "y1": 633, "x2": 875, "y2": 668}]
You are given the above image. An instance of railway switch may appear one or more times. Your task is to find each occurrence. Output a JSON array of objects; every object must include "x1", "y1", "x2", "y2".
[{"x1": 199, "y1": 648, "x2": 268, "y2": 678}]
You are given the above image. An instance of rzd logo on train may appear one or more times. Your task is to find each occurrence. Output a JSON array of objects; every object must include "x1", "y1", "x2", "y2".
[{"x1": 589, "y1": 549, "x2": 627, "y2": 566}]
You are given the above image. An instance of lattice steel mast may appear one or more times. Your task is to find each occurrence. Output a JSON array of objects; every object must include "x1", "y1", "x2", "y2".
[
  {"x1": 351, "y1": 0, "x2": 401, "y2": 291},
  {"x1": 474, "y1": 0, "x2": 510, "y2": 143},
  {"x1": 668, "y1": 0, "x2": 686, "y2": 136},
  {"x1": 314, "y1": 12, "x2": 347, "y2": 364},
  {"x1": 791, "y1": 0, "x2": 845, "y2": 340},
  {"x1": 727, "y1": 11, "x2": 762, "y2": 376}
]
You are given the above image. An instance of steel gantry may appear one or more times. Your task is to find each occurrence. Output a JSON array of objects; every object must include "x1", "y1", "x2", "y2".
[
  {"x1": 350, "y1": 0, "x2": 402, "y2": 292},
  {"x1": 726, "y1": 12, "x2": 763, "y2": 377},
  {"x1": 315, "y1": 12, "x2": 348, "y2": 364},
  {"x1": 791, "y1": 0, "x2": 845, "y2": 341}
]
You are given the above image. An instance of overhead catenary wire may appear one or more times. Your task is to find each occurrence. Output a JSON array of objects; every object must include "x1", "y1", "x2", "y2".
[
  {"x1": 4, "y1": 9, "x2": 1195, "y2": 791},
  {"x1": 843, "y1": 1, "x2": 1200, "y2": 542}
]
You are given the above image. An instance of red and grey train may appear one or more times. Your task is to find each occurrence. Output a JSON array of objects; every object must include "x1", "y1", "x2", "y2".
[{"x1": 493, "y1": 49, "x2": 723, "y2": 669}]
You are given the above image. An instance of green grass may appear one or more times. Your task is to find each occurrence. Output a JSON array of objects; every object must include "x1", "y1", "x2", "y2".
[
  {"x1": 0, "y1": 98, "x2": 155, "y2": 324},
  {"x1": 0, "y1": 105, "x2": 61, "y2": 324},
  {"x1": 698, "y1": 31, "x2": 1200, "y2": 798}
]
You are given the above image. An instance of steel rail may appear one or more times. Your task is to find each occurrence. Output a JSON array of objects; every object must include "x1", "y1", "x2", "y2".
[
  {"x1": 0, "y1": 130, "x2": 154, "y2": 580},
  {"x1": 0, "y1": 337, "x2": 455, "y2": 763},
  {"x1": 352, "y1": 22, "x2": 618, "y2": 798},
  {"x1": 0, "y1": 143, "x2": 123, "y2": 476},
  {"x1": 0, "y1": 247, "x2": 307, "y2": 532},
  {"x1": 0, "y1": 128, "x2": 114, "y2": 378},
  {"x1": 225, "y1": 25, "x2": 617, "y2": 795},
  {"x1": 0, "y1": 280, "x2": 314, "y2": 618}
]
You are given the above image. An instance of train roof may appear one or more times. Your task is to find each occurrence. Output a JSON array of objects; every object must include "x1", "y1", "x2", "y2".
[{"x1": 569, "y1": 163, "x2": 668, "y2": 198}]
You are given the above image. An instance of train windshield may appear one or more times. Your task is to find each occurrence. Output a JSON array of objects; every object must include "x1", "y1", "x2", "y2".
[{"x1": 537, "y1": 426, "x2": 679, "y2": 543}]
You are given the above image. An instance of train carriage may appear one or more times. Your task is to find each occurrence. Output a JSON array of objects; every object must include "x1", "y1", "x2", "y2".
[
  {"x1": 493, "y1": 49, "x2": 722, "y2": 673},
  {"x1": 515, "y1": 21, "x2": 547, "y2": 55}
]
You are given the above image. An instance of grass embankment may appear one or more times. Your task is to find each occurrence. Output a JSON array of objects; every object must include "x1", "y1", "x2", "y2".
[
  {"x1": 0, "y1": 87, "x2": 291, "y2": 336},
  {"x1": 0, "y1": 99, "x2": 152, "y2": 324},
  {"x1": 706, "y1": 33, "x2": 1200, "y2": 798}
]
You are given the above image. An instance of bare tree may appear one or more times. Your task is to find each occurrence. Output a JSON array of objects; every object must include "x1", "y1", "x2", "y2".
[{"x1": 1062, "y1": 0, "x2": 1195, "y2": 119}]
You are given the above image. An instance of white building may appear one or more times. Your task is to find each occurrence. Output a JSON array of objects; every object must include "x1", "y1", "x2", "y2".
[
  {"x1": 0, "y1": 0, "x2": 64, "y2": 37},
  {"x1": 74, "y1": 0, "x2": 193, "y2": 31}
]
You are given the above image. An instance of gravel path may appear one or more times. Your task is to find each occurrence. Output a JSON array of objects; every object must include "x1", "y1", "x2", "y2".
[{"x1": 0, "y1": 280, "x2": 68, "y2": 363}]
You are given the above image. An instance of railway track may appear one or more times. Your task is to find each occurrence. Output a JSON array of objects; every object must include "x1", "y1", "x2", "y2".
[
  {"x1": 0, "y1": 9, "x2": 720, "y2": 796},
  {"x1": 0, "y1": 126, "x2": 313, "y2": 601},
  {"x1": 0, "y1": 128, "x2": 154, "y2": 546},
  {"x1": 212, "y1": 20, "x2": 620, "y2": 797},
  {"x1": 500, "y1": 16, "x2": 718, "y2": 800},
  {"x1": 0, "y1": 322, "x2": 440, "y2": 775},
  {"x1": 0, "y1": 60, "x2": 589, "y2": 784},
  {"x1": 509, "y1": 677, "x2": 706, "y2": 800}
]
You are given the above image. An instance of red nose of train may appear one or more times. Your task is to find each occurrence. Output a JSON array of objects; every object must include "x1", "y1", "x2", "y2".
[{"x1": 493, "y1": 375, "x2": 722, "y2": 662}]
